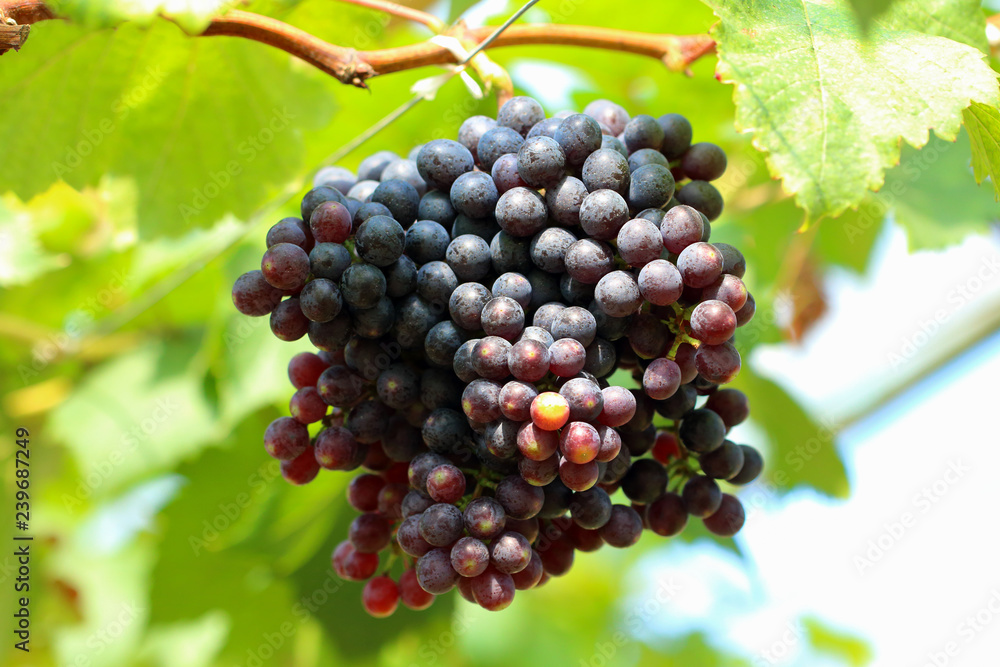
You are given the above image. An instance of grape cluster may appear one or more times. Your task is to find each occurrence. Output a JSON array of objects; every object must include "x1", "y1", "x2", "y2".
[{"x1": 232, "y1": 96, "x2": 763, "y2": 617}]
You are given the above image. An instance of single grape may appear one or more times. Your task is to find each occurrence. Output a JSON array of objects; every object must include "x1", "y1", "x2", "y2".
[
  {"x1": 450, "y1": 170, "x2": 500, "y2": 219},
  {"x1": 471, "y1": 566, "x2": 516, "y2": 611},
  {"x1": 623, "y1": 115, "x2": 665, "y2": 153},
  {"x1": 560, "y1": 422, "x2": 601, "y2": 464},
  {"x1": 499, "y1": 380, "x2": 539, "y2": 421},
  {"x1": 416, "y1": 548, "x2": 460, "y2": 594},
  {"x1": 676, "y1": 180, "x2": 724, "y2": 221},
  {"x1": 280, "y1": 448, "x2": 321, "y2": 485},
  {"x1": 554, "y1": 113, "x2": 603, "y2": 166},
  {"x1": 646, "y1": 492, "x2": 688, "y2": 537},
  {"x1": 419, "y1": 503, "x2": 465, "y2": 547},
  {"x1": 451, "y1": 536, "x2": 490, "y2": 577},
  {"x1": 617, "y1": 218, "x2": 664, "y2": 267},
  {"x1": 289, "y1": 386, "x2": 328, "y2": 424},
  {"x1": 517, "y1": 135, "x2": 566, "y2": 188},
  {"x1": 598, "y1": 386, "x2": 637, "y2": 427},
  {"x1": 558, "y1": 458, "x2": 600, "y2": 492},
  {"x1": 621, "y1": 458, "x2": 668, "y2": 503},
  {"x1": 595, "y1": 271, "x2": 643, "y2": 317},
  {"x1": 628, "y1": 164, "x2": 676, "y2": 211},
  {"x1": 458, "y1": 115, "x2": 498, "y2": 163},
  {"x1": 682, "y1": 475, "x2": 722, "y2": 517},
  {"x1": 264, "y1": 417, "x2": 309, "y2": 461},
  {"x1": 490, "y1": 531, "x2": 532, "y2": 574},
  {"x1": 478, "y1": 126, "x2": 525, "y2": 171},
  {"x1": 399, "y1": 568, "x2": 435, "y2": 610},
  {"x1": 496, "y1": 187, "x2": 548, "y2": 238},
  {"x1": 261, "y1": 243, "x2": 310, "y2": 291},
  {"x1": 677, "y1": 242, "x2": 724, "y2": 288},
  {"x1": 417, "y1": 139, "x2": 475, "y2": 190},
  {"x1": 462, "y1": 379, "x2": 503, "y2": 423},
  {"x1": 695, "y1": 342, "x2": 741, "y2": 384},
  {"x1": 498, "y1": 96, "x2": 545, "y2": 137},
  {"x1": 519, "y1": 454, "x2": 560, "y2": 486},
  {"x1": 492, "y1": 272, "x2": 532, "y2": 308},
  {"x1": 548, "y1": 338, "x2": 587, "y2": 377},
  {"x1": 581, "y1": 149, "x2": 630, "y2": 196},
  {"x1": 371, "y1": 179, "x2": 419, "y2": 225},
  {"x1": 449, "y1": 282, "x2": 491, "y2": 331},
  {"x1": 464, "y1": 496, "x2": 507, "y2": 540},
  {"x1": 481, "y1": 297, "x2": 526, "y2": 341},
  {"x1": 495, "y1": 475, "x2": 545, "y2": 519},
  {"x1": 643, "y1": 358, "x2": 682, "y2": 400},
  {"x1": 232, "y1": 270, "x2": 284, "y2": 316},
  {"x1": 703, "y1": 494, "x2": 745, "y2": 536},
  {"x1": 309, "y1": 201, "x2": 353, "y2": 244},
  {"x1": 598, "y1": 505, "x2": 643, "y2": 547},
  {"x1": 545, "y1": 176, "x2": 588, "y2": 226},
  {"x1": 681, "y1": 142, "x2": 728, "y2": 182},
  {"x1": 288, "y1": 351, "x2": 330, "y2": 389},
  {"x1": 729, "y1": 446, "x2": 764, "y2": 485}
]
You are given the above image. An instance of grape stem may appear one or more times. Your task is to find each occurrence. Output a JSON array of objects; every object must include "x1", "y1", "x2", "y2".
[{"x1": 0, "y1": 0, "x2": 716, "y2": 86}]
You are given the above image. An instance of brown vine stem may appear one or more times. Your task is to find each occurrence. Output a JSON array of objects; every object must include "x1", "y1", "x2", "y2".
[{"x1": 0, "y1": 0, "x2": 716, "y2": 86}]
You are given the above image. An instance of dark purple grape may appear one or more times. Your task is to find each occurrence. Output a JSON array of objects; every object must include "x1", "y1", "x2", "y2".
[
  {"x1": 498, "y1": 96, "x2": 545, "y2": 137},
  {"x1": 471, "y1": 566, "x2": 516, "y2": 611},
  {"x1": 681, "y1": 142, "x2": 727, "y2": 181},
  {"x1": 448, "y1": 282, "x2": 491, "y2": 330},
  {"x1": 565, "y1": 239, "x2": 615, "y2": 284},
  {"x1": 617, "y1": 218, "x2": 663, "y2": 267},
  {"x1": 499, "y1": 380, "x2": 538, "y2": 421},
  {"x1": 490, "y1": 531, "x2": 532, "y2": 574},
  {"x1": 646, "y1": 493, "x2": 687, "y2": 536},
  {"x1": 682, "y1": 475, "x2": 722, "y2": 517},
  {"x1": 478, "y1": 126, "x2": 525, "y2": 171},
  {"x1": 657, "y1": 113, "x2": 693, "y2": 159},
  {"x1": 735, "y1": 293, "x2": 756, "y2": 327},
  {"x1": 261, "y1": 243, "x2": 310, "y2": 291},
  {"x1": 418, "y1": 190, "x2": 457, "y2": 226},
  {"x1": 299, "y1": 278, "x2": 342, "y2": 323},
  {"x1": 495, "y1": 475, "x2": 545, "y2": 519},
  {"x1": 446, "y1": 234, "x2": 492, "y2": 282},
  {"x1": 705, "y1": 388, "x2": 750, "y2": 428},
  {"x1": 416, "y1": 139, "x2": 475, "y2": 190},
  {"x1": 419, "y1": 503, "x2": 465, "y2": 546},
  {"x1": 714, "y1": 242, "x2": 747, "y2": 278},
  {"x1": 702, "y1": 274, "x2": 748, "y2": 312},
  {"x1": 581, "y1": 149, "x2": 630, "y2": 196},
  {"x1": 492, "y1": 272, "x2": 532, "y2": 307},
  {"x1": 232, "y1": 270, "x2": 284, "y2": 316},
  {"x1": 628, "y1": 148, "x2": 669, "y2": 171},
  {"x1": 690, "y1": 300, "x2": 737, "y2": 345},
  {"x1": 416, "y1": 548, "x2": 460, "y2": 594},
  {"x1": 309, "y1": 242, "x2": 352, "y2": 281},
  {"x1": 643, "y1": 358, "x2": 682, "y2": 400},
  {"x1": 264, "y1": 417, "x2": 309, "y2": 461},
  {"x1": 519, "y1": 454, "x2": 559, "y2": 486},
  {"x1": 695, "y1": 342, "x2": 741, "y2": 384},
  {"x1": 628, "y1": 164, "x2": 675, "y2": 211},
  {"x1": 637, "y1": 259, "x2": 683, "y2": 306},
  {"x1": 462, "y1": 379, "x2": 503, "y2": 423},
  {"x1": 545, "y1": 176, "x2": 588, "y2": 226},
  {"x1": 730, "y1": 446, "x2": 763, "y2": 485},
  {"x1": 450, "y1": 170, "x2": 500, "y2": 219},
  {"x1": 458, "y1": 115, "x2": 498, "y2": 163},
  {"x1": 464, "y1": 497, "x2": 507, "y2": 540},
  {"x1": 496, "y1": 187, "x2": 548, "y2": 238},
  {"x1": 676, "y1": 180, "x2": 724, "y2": 221},
  {"x1": 559, "y1": 377, "x2": 604, "y2": 422},
  {"x1": 598, "y1": 385, "x2": 636, "y2": 427},
  {"x1": 397, "y1": 515, "x2": 433, "y2": 557},
  {"x1": 270, "y1": 298, "x2": 310, "y2": 341},
  {"x1": 598, "y1": 505, "x2": 643, "y2": 547},
  {"x1": 405, "y1": 220, "x2": 451, "y2": 264},
  {"x1": 472, "y1": 336, "x2": 513, "y2": 380},
  {"x1": 621, "y1": 458, "x2": 667, "y2": 504},
  {"x1": 595, "y1": 270, "x2": 643, "y2": 317},
  {"x1": 703, "y1": 494, "x2": 745, "y2": 536},
  {"x1": 548, "y1": 338, "x2": 587, "y2": 377},
  {"x1": 517, "y1": 135, "x2": 566, "y2": 188},
  {"x1": 452, "y1": 537, "x2": 490, "y2": 577},
  {"x1": 571, "y1": 487, "x2": 613, "y2": 530},
  {"x1": 371, "y1": 179, "x2": 419, "y2": 225},
  {"x1": 677, "y1": 242, "x2": 724, "y2": 288},
  {"x1": 350, "y1": 512, "x2": 391, "y2": 553},
  {"x1": 481, "y1": 297, "x2": 525, "y2": 341},
  {"x1": 425, "y1": 320, "x2": 467, "y2": 367},
  {"x1": 421, "y1": 408, "x2": 471, "y2": 454},
  {"x1": 554, "y1": 113, "x2": 603, "y2": 166}
]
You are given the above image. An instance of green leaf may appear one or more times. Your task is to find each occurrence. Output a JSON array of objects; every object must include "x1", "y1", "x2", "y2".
[
  {"x1": 847, "y1": 0, "x2": 896, "y2": 30},
  {"x1": 0, "y1": 20, "x2": 333, "y2": 239},
  {"x1": 46, "y1": 336, "x2": 220, "y2": 500},
  {"x1": 706, "y1": 0, "x2": 1000, "y2": 220},
  {"x1": 0, "y1": 195, "x2": 65, "y2": 286},
  {"x1": 49, "y1": 0, "x2": 231, "y2": 32},
  {"x1": 964, "y1": 102, "x2": 1000, "y2": 200},
  {"x1": 730, "y1": 367, "x2": 850, "y2": 498},
  {"x1": 804, "y1": 616, "x2": 873, "y2": 666},
  {"x1": 882, "y1": 129, "x2": 999, "y2": 248}
]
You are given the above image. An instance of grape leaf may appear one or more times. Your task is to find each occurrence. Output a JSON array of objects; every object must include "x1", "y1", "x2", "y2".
[
  {"x1": 48, "y1": 0, "x2": 231, "y2": 32},
  {"x1": 705, "y1": 0, "x2": 1000, "y2": 221},
  {"x1": 730, "y1": 367, "x2": 849, "y2": 498},
  {"x1": 847, "y1": 0, "x2": 896, "y2": 30},
  {"x1": 881, "y1": 129, "x2": 999, "y2": 248},
  {"x1": 0, "y1": 20, "x2": 333, "y2": 239},
  {"x1": 963, "y1": 102, "x2": 1000, "y2": 200}
]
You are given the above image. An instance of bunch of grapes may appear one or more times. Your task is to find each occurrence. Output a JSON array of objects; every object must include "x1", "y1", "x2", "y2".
[{"x1": 232, "y1": 96, "x2": 763, "y2": 617}]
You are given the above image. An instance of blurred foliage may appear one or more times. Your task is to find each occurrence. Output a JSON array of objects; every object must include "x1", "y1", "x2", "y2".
[{"x1": 0, "y1": 0, "x2": 998, "y2": 666}]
